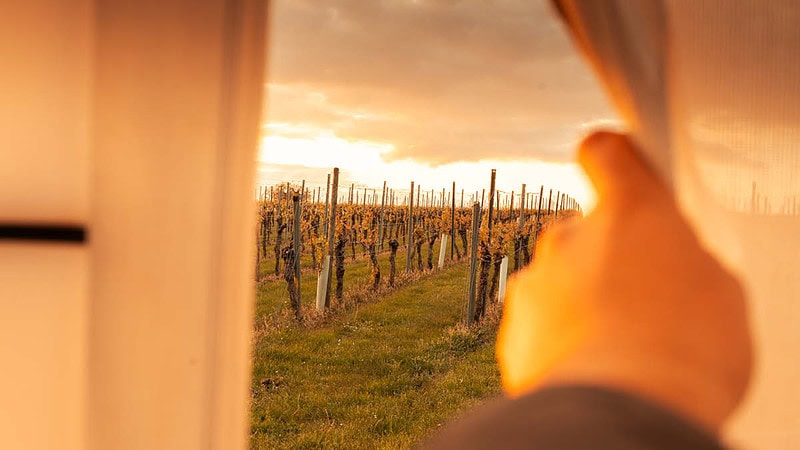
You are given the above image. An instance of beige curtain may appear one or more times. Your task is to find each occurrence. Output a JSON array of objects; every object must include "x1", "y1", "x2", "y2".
[
  {"x1": 557, "y1": 1, "x2": 800, "y2": 448},
  {"x1": 0, "y1": 1, "x2": 267, "y2": 449}
]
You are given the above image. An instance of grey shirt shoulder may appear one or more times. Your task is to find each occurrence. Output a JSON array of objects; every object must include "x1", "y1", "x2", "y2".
[{"x1": 423, "y1": 386, "x2": 726, "y2": 450}]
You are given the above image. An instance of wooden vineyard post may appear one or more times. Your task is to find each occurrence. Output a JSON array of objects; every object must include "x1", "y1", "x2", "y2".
[
  {"x1": 461, "y1": 189, "x2": 464, "y2": 208},
  {"x1": 555, "y1": 191, "x2": 561, "y2": 217},
  {"x1": 510, "y1": 191, "x2": 514, "y2": 221},
  {"x1": 406, "y1": 181, "x2": 415, "y2": 273},
  {"x1": 466, "y1": 202, "x2": 481, "y2": 325},
  {"x1": 450, "y1": 181, "x2": 456, "y2": 260},
  {"x1": 547, "y1": 189, "x2": 553, "y2": 215},
  {"x1": 495, "y1": 193, "x2": 500, "y2": 222},
  {"x1": 323, "y1": 168, "x2": 339, "y2": 308},
  {"x1": 487, "y1": 169, "x2": 496, "y2": 244},
  {"x1": 555, "y1": 190, "x2": 561, "y2": 217},
  {"x1": 538, "y1": 187, "x2": 545, "y2": 214},
  {"x1": 515, "y1": 183, "x2": 526, "y2": 271},
  {"x1": 532, "y1": 185, "x2": 544, "y2": 262},
  {"x1": 292, "y1": 193, "x2": 302, "y2": 300},
  {"x1": 378, "y1": 181, "x2": 386, "y2": 251},
  {"x1": 323, "y1": 173, "x2": 330, "y2": 237}
]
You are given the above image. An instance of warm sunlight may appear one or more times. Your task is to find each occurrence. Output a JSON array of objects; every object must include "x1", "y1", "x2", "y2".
[
  {"x1": 260, "y1": 124, "x2": 393, "y2": 171},
  {"x1": 258, "y1": 128, "x2": 595, "y2": 208},
  {"x1": 259, "y1": 0, "x2": 617, "y2": 212}
]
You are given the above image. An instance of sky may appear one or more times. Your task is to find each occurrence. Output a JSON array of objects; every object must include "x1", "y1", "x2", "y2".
[{"x1": 258, "y1": 0, "x2": 617, "y2": 208}]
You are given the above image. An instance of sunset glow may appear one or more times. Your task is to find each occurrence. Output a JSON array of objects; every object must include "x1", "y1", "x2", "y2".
[
  {"x1": 257, "y1": 131, "x2": 594, "y2": 208},
  {"x1": 258, "y1": 0, "x2": 616, "y2": 210}
]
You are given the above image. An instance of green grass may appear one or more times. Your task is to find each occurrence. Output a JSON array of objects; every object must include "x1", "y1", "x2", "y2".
[
  {"x1": 250, "y1": 262, "x2": 502, "y2": 449},
  {"x1": 256, "y1": 239, "x2": 458, "y2": 320}
]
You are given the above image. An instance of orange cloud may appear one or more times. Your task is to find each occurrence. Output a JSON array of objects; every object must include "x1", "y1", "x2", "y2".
[{"x1": 265, "y1": 0, "x2": 615, "y2": 165}]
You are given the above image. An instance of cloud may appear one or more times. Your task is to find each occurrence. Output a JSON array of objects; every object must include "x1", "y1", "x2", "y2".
[{"x1": 265, "y1": 0, "x2": 614, "y2": 164}]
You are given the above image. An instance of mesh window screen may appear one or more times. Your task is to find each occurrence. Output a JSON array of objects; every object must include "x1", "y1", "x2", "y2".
[{"x1": 558, "y1": 1, "x2": 800, "y2": 448}]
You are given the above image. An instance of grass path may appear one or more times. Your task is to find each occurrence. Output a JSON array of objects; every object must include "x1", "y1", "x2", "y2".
[
  {"x1": 250, "y1": 262, "x2": 502, "y2": 449},
  {"x1": 256, "y1": 242, "x2": 450, "y2": 320}
]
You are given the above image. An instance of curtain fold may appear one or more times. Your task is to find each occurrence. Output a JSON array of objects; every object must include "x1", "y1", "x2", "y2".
[
  {"x1": 0, "y1": 1, "x2": 267, "y2": 449},
  {"x1": 89, "y1": 1, "x2": 267, "y2": 449},
  {"x1": 555, "y1": 2, "x2": 800, "y2": 448}
]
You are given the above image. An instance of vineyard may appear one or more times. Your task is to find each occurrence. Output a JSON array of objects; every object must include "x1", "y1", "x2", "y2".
[
  {"x1": 255, "y1": 169, "x2": 581, "y2": 324},
  {"x1": 251, "y1": 168, "x2": 581, "y2": 448}
]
